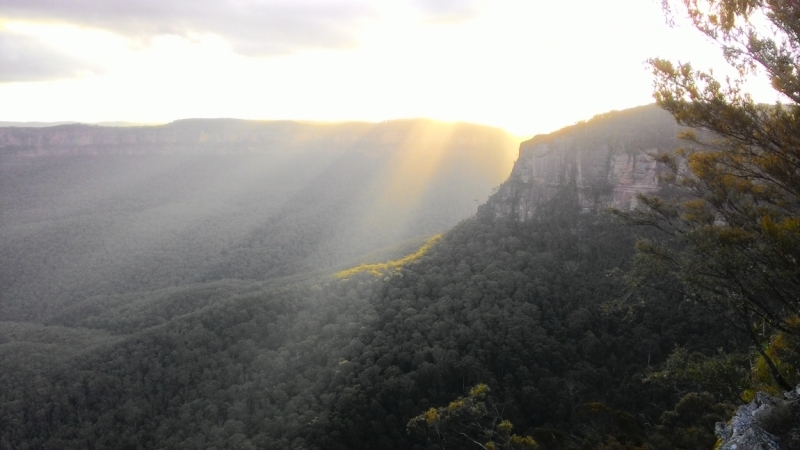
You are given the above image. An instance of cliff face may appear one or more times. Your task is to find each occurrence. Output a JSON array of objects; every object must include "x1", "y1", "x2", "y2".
[
  {"x1": 491, "y1": 105, "x2": 684, "y2": 218},
  {"x1": 0, "y1": 118, "x2": 511, "y2": 157}
]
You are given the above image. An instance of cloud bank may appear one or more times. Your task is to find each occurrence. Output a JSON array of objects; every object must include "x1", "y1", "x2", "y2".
[
  {"x1": 0, "y1": 1, "x2": 484, "y2": 82},
  {"x1": 0, "y1": 31, "x2": 95, "y2": 82},
  {"x1": 0, "y1": 0, "x2": 376, "y2": 56}
]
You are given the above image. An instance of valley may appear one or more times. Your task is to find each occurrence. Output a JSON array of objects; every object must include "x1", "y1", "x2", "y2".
[
  {"x1": 3, "y1": 1, "x2": 800, "y2": 448},
  {"x1": 0, "y1": 108, "x2": 759, "y2": 449}
]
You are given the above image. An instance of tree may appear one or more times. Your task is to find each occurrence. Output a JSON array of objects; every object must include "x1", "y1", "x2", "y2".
[
  {"x1": 407, "y1": 384, "x2": 538, "y2": 450},
  {"x1": 644, "y1": 347, "x2": 749, "y2": 402},
  {"x1": 626, "y1": 0, "x2": 800, "y2": 391}
]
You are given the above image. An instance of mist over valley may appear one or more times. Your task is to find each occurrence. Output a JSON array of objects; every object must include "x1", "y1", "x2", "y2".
[
  {"x1": 2, "y1": 0, "x2": 800, "y2": 448},
  {"x1": 0, "y1": 119, "x2": 517, "y2": 322}
]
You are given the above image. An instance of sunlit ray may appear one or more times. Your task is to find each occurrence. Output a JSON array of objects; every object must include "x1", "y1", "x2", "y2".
[
  {"x1": 315, "y1": 119, "x2": 517, "y2": 266},
  {"x1": 334, "y1": 234, "x2": 442, "y2": 278}
]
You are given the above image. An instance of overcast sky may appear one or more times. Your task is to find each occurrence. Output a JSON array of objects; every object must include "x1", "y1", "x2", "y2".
[{"x1": 0, "y1": 0, "x2": 778, "y2": 136}]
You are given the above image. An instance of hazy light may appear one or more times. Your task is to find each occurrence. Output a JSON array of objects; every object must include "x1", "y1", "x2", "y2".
[{"x1": 0, "y1": 0, "x2": 780, "y2": 136}]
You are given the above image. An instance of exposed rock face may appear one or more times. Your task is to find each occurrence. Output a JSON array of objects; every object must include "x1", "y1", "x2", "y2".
[
  {"x1": 715, "y1": 386, "x2": 800, "y2": 450},
  {"x1": 0, "y1": 118, "x2": 512, "y2": 157},
  {"x1": 490, "y1": 105, "x2": 684, "y2": 218}
]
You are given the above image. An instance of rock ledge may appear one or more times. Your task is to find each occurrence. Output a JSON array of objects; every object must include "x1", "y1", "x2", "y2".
[{"x1": 715, "y1": 386, "x2": 800, "y2": 450}]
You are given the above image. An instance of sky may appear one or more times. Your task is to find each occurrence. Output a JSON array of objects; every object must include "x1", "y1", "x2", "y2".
[{"x1": 0, "y1": 0, "x2": 780, "y2": 137}]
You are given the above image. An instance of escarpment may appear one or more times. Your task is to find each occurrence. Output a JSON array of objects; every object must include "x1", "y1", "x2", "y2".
[
  {"x1": 0, "y1": 118, "x2": 514, "y2": 158},
  {"x1": 490, "y1": 104, "x2": 685, "y2": 218}
]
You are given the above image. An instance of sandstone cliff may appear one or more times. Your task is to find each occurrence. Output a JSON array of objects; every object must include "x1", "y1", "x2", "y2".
[{"x1": 490, "y1": 105, "x2": 684, "y2": 218}]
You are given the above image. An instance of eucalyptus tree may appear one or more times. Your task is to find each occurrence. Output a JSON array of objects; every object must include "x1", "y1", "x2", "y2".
[{"x1": 630, "y1": 0, "x2": 800, "y2": 390}]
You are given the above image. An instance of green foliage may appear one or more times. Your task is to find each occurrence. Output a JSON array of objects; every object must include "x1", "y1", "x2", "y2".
[
  {"x1": 745, "y1": 317, "x2": 800, "y2": 399},
  {"x1": 650, "y1": 392, "x2": 734, "y2": 450},
  {"x1": 407, "y1": 384, "x2": 538, "y2": 450},
  {"x1": 645, "y1": 347, "x2": 749, "y2": 402},
  {"x1": 625, "y1": 0, "x2": 800, "y2": 390},
  {"x1": 571, "y1": 402, "x2": 645, "y2": 449}
]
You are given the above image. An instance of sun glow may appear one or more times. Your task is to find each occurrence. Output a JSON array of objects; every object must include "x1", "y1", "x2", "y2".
[
  {"x1": 377, "y1": 122, "x2": 459, "y2": 208},
  {"x1": 0, "y1": 0, "x2": 779, "y2": 136},
  {"x1": 334, "y1": 119, "x2": 517, "y2": 251}
]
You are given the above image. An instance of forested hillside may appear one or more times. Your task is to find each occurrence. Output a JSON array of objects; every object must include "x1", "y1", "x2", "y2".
[
  {"x1": 0, "y1": 119, "x2": 516, "y2": 322},
  {"x1": 0, "y1": 108, "x2": 753, "y2": 449}
]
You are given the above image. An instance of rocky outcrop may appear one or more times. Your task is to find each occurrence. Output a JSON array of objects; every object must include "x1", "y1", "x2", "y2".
[
  {"x1": 491, "y1": 104, "x2": 684, "y2": 218},
  {"x1": 715, "y1": 386, "x2": 800, "y2": 450}
]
